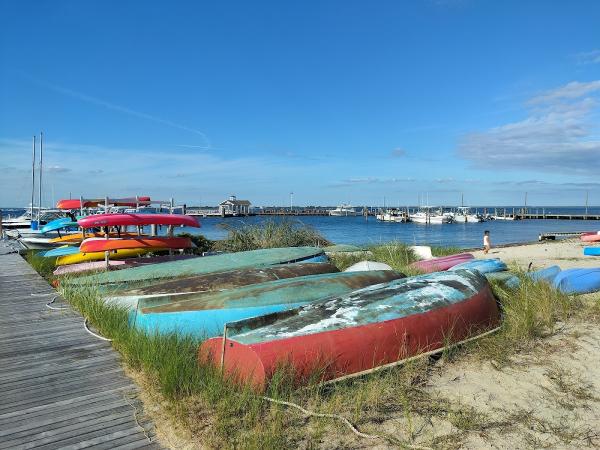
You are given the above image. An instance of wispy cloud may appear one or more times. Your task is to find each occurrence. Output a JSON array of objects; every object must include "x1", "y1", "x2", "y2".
[
  {"x1": 391, "y1": 147, "x2": 407, "y2": 158},
  {"x1": 458, "y1": 80, "x2": 600, "y2": 175},
  {"x1": 45, "y1": 165, "x2": 70, "y2": 173},
  {"x1": 575, "y1": 50, "x2": 600, "y2": 65},
  {"x1": 21, "y1": 74, "x2": 211, "y2": 147}
]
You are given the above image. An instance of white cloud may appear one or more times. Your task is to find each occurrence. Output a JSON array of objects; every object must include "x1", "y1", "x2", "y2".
[
  {"x1": 576, "y1": 50, "x2": 600, "y2": 65},
  {"x1": 458, "y1": 80, "x2": 600, "y2": 175}
]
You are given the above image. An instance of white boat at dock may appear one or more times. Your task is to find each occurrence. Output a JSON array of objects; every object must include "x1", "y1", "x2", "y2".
[
  {"x1": 452, "y1": 207, "x2": 485, "y2": 223},
  {"x1": 409, "y1": 207, "x2": 453, "y2": 224},
  {"x1": 329, "y1": 204, "x2": 359, "y2": 216}
]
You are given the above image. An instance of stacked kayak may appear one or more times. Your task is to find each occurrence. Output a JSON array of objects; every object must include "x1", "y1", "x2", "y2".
[
  {"x1": 581, "y1": 232, "x2": 600, "y2": 243},
  {"x1": 51, "y1": 232, "x2": 147, "y2": 245},
  {"x1": 57, "y1": 248, "x2": 156, "y2": 265},
  {"x1": 43, "y1": 245, "x2": 80, "y2": 258},
  {"x1": 69, "y1": 247, "x2": 327, "y2": 286},
  {"x1": 409, "y1": 253, "x2": 474, "y2": 273},
  {"x1": 78, "y1": 213, "x2": 199, "y2": 229},
  {"x1": 56, "y1": 197, "x2": 151, "y2": 210},
  {"x1": 127, "y1": 270, "x2": 405, "y2": 336},
  {"x1": 553, "y1": 268, "x2": 600, "y2": 294},
  {"x1": 80, "y1": 236, "x2": 193, "y2": 252},
  {"x1": 199, "y1": 269, "x2": 499, "y2": 388},
  {"x1": 40, "y1": 217, "x2": 79, "y2": 234}
]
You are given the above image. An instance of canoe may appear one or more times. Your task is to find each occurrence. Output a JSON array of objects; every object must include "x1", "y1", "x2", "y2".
[
  {"x1": 56, "y1": 248, "x2": 160, "y2": 266},
  {"x1": 51, "y1": 232, "x2": 146, "y2": 244},
  {"x1": 57, "y1": 197, "x2": 151, "y2": 209},
  {"x1": 80, "y1": 236, "x2": 193, "y2": 253},
  {"x1": 485, "y1": 271, "x2": 520, "y2": 288},
  {"x1": 581, "y1": 232, "x2": 600, "y2": 243},
  {"x1": 78, "y1": 213, "x2": 199, "y2": 229},
  {"x1": 42, "y1": 245, "x2": 80, "y2": 258},
  {"x1": 199, "y1": 269, "x2": 499, "y2": 388},
  {"x1": 53, "y1": 254, "x2": 198, "y2": 276},
  {"x1": 128, "y1": 270, "x2": 405, "y2": 337},
  {"x1": 584, "y1": 247, "x2": 600, "y2": 256},
  {"x1": 528, "y1": 265, "x2": 561, "y2": 283},
  {"x1": 69, "y1": 247, "x2": 327, "y2": 285},
  {"x1": 409, "y1": 253, "x2": 474, "y2": 273},
  {"x1": 40, "y1": 217, "x2": 78, "y2": 233},
  {"x1": 110, "y1": 262, "x2": 340, "y2": 297},
  {"x1": 553, "y1": 268, "x2": 600, "y2": 294},
  {"x1": 449, "y1": 258, "x2": 507, "y2": 274}
]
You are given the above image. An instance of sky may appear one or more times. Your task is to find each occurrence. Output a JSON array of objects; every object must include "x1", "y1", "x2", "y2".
[{"x1": 1, "y1": 0, "x2": 600, "y2": 208}]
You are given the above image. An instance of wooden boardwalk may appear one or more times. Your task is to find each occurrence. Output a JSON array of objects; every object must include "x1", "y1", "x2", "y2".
[{"x1": 0, "y1": 244, "x2": 162, "y2": 449}]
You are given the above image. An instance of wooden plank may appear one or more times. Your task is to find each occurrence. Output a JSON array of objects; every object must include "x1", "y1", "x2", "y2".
[{"x1": 0, "y1": 245, "x2": 161, "y2": 449}]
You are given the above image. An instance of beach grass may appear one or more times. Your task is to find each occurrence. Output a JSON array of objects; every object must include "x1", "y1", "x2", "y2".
[{"x1": 214, "y1": 218, "x2": 331, "y2": 252}]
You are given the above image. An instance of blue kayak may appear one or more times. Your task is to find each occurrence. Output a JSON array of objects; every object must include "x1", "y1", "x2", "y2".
[
  {"x1": 127, "y1": 270, "x2": 405, "y2": 338},
  {"x1": 449, "y1": 258, "x2": 507, "y2": 274},
  {"x1": 553, "y1": 268, "x2": 600, "y2": 294},
  {"x1": 42, "y1": 246, "x2": 80, "y2": 258},
  {"x1": 528, "y1": 265, "x2": 561, "y2": 283},
  {"x1": 485, "y1": 271, "x2": 520, "y2": 288},
  {"x1": 584, "y1": 247, "x2": 600, "y2": 256},
  {"x1": 40, "y1": 217, "x2": 78, "y2": 233}
]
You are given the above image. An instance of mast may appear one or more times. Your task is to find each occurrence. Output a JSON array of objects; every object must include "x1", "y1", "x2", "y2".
[
  {"x1": 38, "y1": 131, "x2": 43, "y2": 221},
  {"x1": 30, "y1": 136, "x2": 36, "y2": 218}
]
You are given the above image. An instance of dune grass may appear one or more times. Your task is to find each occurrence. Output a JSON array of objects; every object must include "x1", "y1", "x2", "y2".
[{"x1": 214, "y1": 219, "x2": 331, "y2": 252}]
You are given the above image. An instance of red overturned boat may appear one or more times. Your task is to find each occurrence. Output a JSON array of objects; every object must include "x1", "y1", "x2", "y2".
[
  {"x1": 78, "y1": 213, "x2": 200, "y2": 229},
  {"x1": 57, "y1": 197, "x2": 151, "y2": 210},
  {"x1": 581, "y1": 232, "x2": 600, "y2": 243},
  {"x1": 199, "y1": 268, "x2": 500, "y2": 389},
  {"x1": 409, "y1": 253, "x2": 474, "y2": 273},
  {"x1": 80, "y1": 236, "x2": 193, "y2": 253}
]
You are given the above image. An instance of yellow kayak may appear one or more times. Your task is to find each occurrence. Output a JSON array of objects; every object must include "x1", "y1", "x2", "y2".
[{"x1": 56, "y1": 248, "x2": 165, "y2": 266}]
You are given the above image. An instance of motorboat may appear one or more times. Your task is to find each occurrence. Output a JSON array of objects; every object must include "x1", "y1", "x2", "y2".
[
  {"x1": 409, "y1": 207, "x2": 453, "y2": 224},
  {"x1": 1, "y1": 208, "x2": 64, "y2": 229},
  {"x1": 376, "y1": 209, "x2": 408, "y2": 222},
  {"x1": 452, "y1": 207, "x2": 484, "y2": 223},
  {"x1": 328, "y1": 204, "x2": 359, "y2": 216}
]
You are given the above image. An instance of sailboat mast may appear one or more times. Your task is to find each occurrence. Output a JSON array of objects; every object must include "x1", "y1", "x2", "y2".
[
  {"x1": 38, "y1": 131, "x2": 43, "y2": 221},
  {"x1": 30, "y1": 136, "x2": 36, "y2": 218}
]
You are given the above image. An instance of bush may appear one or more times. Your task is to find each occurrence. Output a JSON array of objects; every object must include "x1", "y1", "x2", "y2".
[{"x1": 177, "y1": 232, "x2": 214, "y2": 253}]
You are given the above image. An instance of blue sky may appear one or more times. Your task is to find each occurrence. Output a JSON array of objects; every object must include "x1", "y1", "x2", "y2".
[{"x1": 1, "y1": 0, "x2": 600, "y2": 207}]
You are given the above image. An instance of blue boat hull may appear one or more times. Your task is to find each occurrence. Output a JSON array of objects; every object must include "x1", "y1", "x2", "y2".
[
  {"x1": 449, "y1": 258, "x2": 507, "y2": 274},
  {"x1": 42, "y1": 246, "x2": 80, "y2": 257},
  {"x1": 553, "y1": 268, "x2": 600, "y2": 294},
  {"x1": 528, "y1": 265, "x2": 561, "y2": 283},
  {"x1": 584, "y1": 247, "x2": 600, "y2": 256}
]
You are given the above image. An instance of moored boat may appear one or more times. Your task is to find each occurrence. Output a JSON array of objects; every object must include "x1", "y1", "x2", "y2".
[
  {"x1": 199, "y1": 269, "x2": 500, "y2": 388},
  {"x1": 128, "y1": 270, "x2": 405, "y2": 336}
]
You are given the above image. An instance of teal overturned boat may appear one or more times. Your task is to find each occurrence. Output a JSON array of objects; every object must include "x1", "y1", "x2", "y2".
[
  {"x1": 70, "y1": 247, "x2": 327, "y2": 286},
  {"x1": 127, "y1": 270, "x2": 405, "y2": 338}
]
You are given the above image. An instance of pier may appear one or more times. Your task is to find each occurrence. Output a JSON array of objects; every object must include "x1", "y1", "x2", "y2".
[{"x1": 0, "y1": 243, "x2": 160, "y2": 449}]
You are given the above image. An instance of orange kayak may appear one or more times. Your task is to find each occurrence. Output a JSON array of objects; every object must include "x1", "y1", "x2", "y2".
[{"x1": 80, "y1": 236, "x2": 193, "y2": 253}]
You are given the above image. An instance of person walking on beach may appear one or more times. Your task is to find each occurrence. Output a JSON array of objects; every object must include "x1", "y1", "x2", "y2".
[{"x1": 483, "y1": 230, "x2": 491, "y2": 254}]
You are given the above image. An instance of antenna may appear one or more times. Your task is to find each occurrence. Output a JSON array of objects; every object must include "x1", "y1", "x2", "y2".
[
  {"x1": 31, "y1": 136, "x2": 36, "y2": 218},
  {"x1": 38, "y1": 132, "x2": 43, "y2": 220}
]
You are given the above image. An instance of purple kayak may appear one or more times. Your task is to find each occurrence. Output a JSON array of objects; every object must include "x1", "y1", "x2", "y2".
[
  {"x1": 410, "y1": 253, "x2": 474, "y2": 273},
  {"x1": 53, "y1": 254, "x2": 199, "y2": 276}
]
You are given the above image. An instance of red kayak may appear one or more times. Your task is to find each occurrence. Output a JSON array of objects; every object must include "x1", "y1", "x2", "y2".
[
  {"x1": 80, "y1": 236, "x2": 193, "y2": 253},
  {"x1": 78, "y1": 213, "x2": 199, "y2": 229},
  {"x1": 57, "y1": 197, "x2": 151, "y2": 210},
  {"x1": 581, "y1": 232, "x2": 600, "y2": 243},
  {"x1": 409, "y1": 253, "x2": 474, "y2": 273},
  {"x1": 199, "y1": 269, "x2": 499, "y2": 389}
]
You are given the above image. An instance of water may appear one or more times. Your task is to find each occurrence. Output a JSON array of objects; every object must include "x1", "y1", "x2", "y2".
[{"x1": 4, "y1": 207, "x2": 599, "y2": 249}]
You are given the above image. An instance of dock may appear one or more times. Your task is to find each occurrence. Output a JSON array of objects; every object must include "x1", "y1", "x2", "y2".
[{"x1": 0, "y1": 243, "x2": 161, "y2": 449}]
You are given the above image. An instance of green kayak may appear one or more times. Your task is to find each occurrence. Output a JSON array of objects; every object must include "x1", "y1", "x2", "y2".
[{"x1": 69, "y1": 246, "x2": 326, "y2": 285}]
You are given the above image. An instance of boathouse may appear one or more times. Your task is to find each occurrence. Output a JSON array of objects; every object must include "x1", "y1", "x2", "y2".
[{"x1": 219, "y1": 195, "x2": 251, "y2": 216}]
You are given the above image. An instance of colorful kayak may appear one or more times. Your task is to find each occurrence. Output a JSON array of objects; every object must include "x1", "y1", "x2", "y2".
[
  {"x1": 51, "y1": 232, "x2": 146, "y2": 244},
  {"x1": 42, "y1": 245, "x2": 80, "y2": 258},
  {"x1": 57, "y1": 197, "x2": 151, "y2": 210},
  {"x1": 128, "y1": 270, "x2": 405, "y2": 336},
  {"x1": 56, "y1": 248, "x2": 160, "y2": 266},
  {"x1": 553, "y1": 268, "x2": 600, "y2": 294},
  {"x1": 581, "y1": 232, "x2": 600, "y2": 243},
  {"x1": 110, "y1": 262, "x2": 340, "y2": 297},
  {"x1": 80, "y1": 236, "x2": 193, "y2": 253},
  {"x1": 69, "y1": 247, "x2": 327, "y2": 285},
  {"x1": 449, "y1": 258, "x2": 507, "y2": 274},
  {"x1": 409, "y1": 253, "x2": 474, "y2": 273},
  {"x1": 199, "y1": 269, "x2": 499, "y2": 388},
  {"x1": 528, "y1": 265, "x2": 561, "y2": 283},
  {"x1": 584, "y1": 247, "x2": 600, "y2": 256},
  {"x1": 78, "y1": 213, "x2": 199, "y2": 229},
  {"x1": 53, "y1": 254, "x2": 198, "y2": 276},
  {"x1": 40, "y1": 217, "x2": 78, "y2": 233}
]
